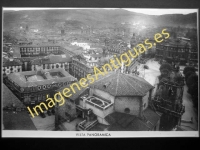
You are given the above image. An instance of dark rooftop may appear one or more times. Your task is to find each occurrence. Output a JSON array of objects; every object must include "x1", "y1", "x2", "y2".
[
  {"x1": 3, "y1": 84, "x2": 24, "y2": 108},
  {"x1": 105, "y1": 112, "x2": 149, "y2": 131},
  {"x1": 3, "y1": 84, "x2": 37, "y2": 130},
  {"x1": 105, "y1": 108, "x2": 160, "y2": 131},
  {"x1": 3, "y1": 110, "x2": 37, "y2": 130}
]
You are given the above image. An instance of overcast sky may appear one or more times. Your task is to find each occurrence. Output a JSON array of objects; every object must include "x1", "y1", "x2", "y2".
[
  {"x1": 3, "y1": 8, "x2": 198, "y2": 15},
  {"x1": 123, "y1": 8, "x2": 198, "y2": 15}
]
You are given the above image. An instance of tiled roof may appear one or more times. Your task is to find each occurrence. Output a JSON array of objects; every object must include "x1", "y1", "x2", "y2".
[
  {"x1": 105, "y1": 112, "x2": 150, "y2": 131},
  {"x1": 11, "y1": 47, "x2": 21, "y2": 58},
  {"x1": 142, "y1": 108, "x2": 161, "y2": 126},
  {"x1": 90, "y1": 71, "x2": 154, "y2": 97},
  {"x1": 161, "y1": 39, "x2": 191, "y2": 48},
  {"x1": 3, "y1": 110, "x2": 37, "y2": 130},
  {"x1": 3, "y1": 84, "x2": 24, "y2": 108},
  {"x1": 18, "y1": 44, "x2": 60, "y2": 48},
  {"x1": 7, "y1": 68, "x2": 77, "y2": 87},
  {"x1": 30, "y1": 55, "x2": 71, "y2": 65},
  {"x1": 3, "y1": 58, "x2": 22, "y2": 67}
]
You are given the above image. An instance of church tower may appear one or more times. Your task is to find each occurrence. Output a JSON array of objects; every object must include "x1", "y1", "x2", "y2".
[{"x1": 152, "y1": 70, "x2": 185, "y2": 130}]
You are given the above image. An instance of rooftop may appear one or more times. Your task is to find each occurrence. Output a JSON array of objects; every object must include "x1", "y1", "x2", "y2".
[
  {"x1": 3, "y1": 110, "x2": 37, "y2": 130},
  {"x1": 7, "y1": 68, "x2": 77, "y2": 87},
  {"x1": 3, "y1": 84, "x2": 24, "y2": 108},
  {"x1": 18, "y1": 44, "x2": 61, "y2": 48},
  {"x1": 30, "y1": 54, "x2": 71, "y2": 65},
  {"x1": 105, "y1": 112, "x2": 149, "y2": 131},
  {"x1": 56, "y1": 86, "x2": 89, "y2": 102},
  {"x1": 3, "y1": 84, "x2": 37, "y2": 130},
  {"x1": 10, "y1": 47, "x2": 21, "y2": 58},
  {"x1": 3, "y1": 58, "x2": 22, "y2": 67},
  {"x1": 105, "y1": 108, "x2": 160, "y2": 131},
  {"x1": 90, "y1": 71, "x2": 154, "y2": 97},
  {"x1": 160, "y1": 39, "x2": 192, "y2": 48}
]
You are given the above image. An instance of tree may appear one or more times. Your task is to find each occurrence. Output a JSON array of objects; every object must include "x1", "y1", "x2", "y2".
[
  {"x1": 186, "y1": 74, "x2": 198, "y2": 110},
  {"x1": 190, "y1": 82, "x2": 198, "y2": 110},
  {"x1": 175, "y1": 75, "x2": 184, "y2": 85},
  {"x1": 160, "y1": 69, "x2": 170, "y2": 79},
  {"x1": 183, "y1": 66, "x2": 196, "y2": 76},
  {"x1": 185, "y1": 71, "x2": 195, "y2": 82},
  {"x1": 186, "y1": 73, "x2": 198, "y2": 89},
  {"x1": 159, "y1": 63, "x2": 172, "y2": 72}
]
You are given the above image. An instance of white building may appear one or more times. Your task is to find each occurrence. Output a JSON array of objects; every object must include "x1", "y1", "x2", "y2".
[{"x1": 71, "y1": 42, "x2": 90, "y2": 50}]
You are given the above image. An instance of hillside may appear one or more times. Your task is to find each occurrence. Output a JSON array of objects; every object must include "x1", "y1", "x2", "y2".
[{"x1": 3, "y1": 9, "x2": 197, "y2": 32}]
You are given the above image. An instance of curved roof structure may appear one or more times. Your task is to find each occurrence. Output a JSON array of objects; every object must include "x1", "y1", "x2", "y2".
[{"x1": 90, "y1": 71, "x2": 154, "y2": 97}]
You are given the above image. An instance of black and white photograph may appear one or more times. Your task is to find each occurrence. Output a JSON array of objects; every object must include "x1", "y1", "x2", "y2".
[{"x1": 2, "y1": 7, "x2": 199, "y2": 137}]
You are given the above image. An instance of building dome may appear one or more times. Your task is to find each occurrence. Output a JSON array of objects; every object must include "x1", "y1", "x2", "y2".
[{"x1": 90, "y1": 71, "x2": 154, "y2": 97}]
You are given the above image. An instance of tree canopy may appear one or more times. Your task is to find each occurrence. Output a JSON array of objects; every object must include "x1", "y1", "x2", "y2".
[
  {"x1": 183, "y1": 66, "x2": 196, "y2": 75},
  {"x1": 186, "y1": 73, "x2": 198, "y2": 89},
  {"x1": 159, "y1": 63, "x2": 172, "y2": 72}
]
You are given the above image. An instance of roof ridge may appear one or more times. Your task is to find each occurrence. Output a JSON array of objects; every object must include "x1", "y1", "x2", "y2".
[
  {"x1": 93, "y1": 72, "x2": 114, "y2": 84},
  {"x1": 129, "y1": 75, "x2": 150, "y2": 86},
  {"x1": 121, "y1": 74, "x2": 144, "y2": 96}
]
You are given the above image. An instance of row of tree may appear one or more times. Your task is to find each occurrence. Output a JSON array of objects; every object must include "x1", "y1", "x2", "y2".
[{"x1": 183, "y1": 66, "x2": 198, "y2": 111}]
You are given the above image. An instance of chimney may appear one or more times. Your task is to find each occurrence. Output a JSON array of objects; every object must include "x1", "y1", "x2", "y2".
[{"x1": 103, "y1": 82, "x2": 111, "y2": 88}]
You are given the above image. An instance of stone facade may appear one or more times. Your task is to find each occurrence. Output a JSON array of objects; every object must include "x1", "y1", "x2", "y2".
[
  {"x1": 31, "y1": 62, "x2": 69, "y2": 72},
  {"x1": 114, "y1": 96, "x2": 141, "y2": 117},
  {"x1": 3, "y1": 65, "x2": 22, "y2": 76}
]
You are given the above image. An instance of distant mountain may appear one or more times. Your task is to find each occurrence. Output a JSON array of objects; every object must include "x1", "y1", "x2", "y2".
[{"x1": 3, "y1": 9, "x2": 197, "y2": 32}]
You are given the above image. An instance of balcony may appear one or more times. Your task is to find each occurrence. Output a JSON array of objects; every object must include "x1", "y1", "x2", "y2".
[{"x1": 81, "y1": 96, "x2": 114, "y2": 118}]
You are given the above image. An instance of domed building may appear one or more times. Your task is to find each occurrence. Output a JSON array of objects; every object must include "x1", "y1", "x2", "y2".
[{"x1": 62, "y1": 71, "x2": 161, "y2": 131}]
